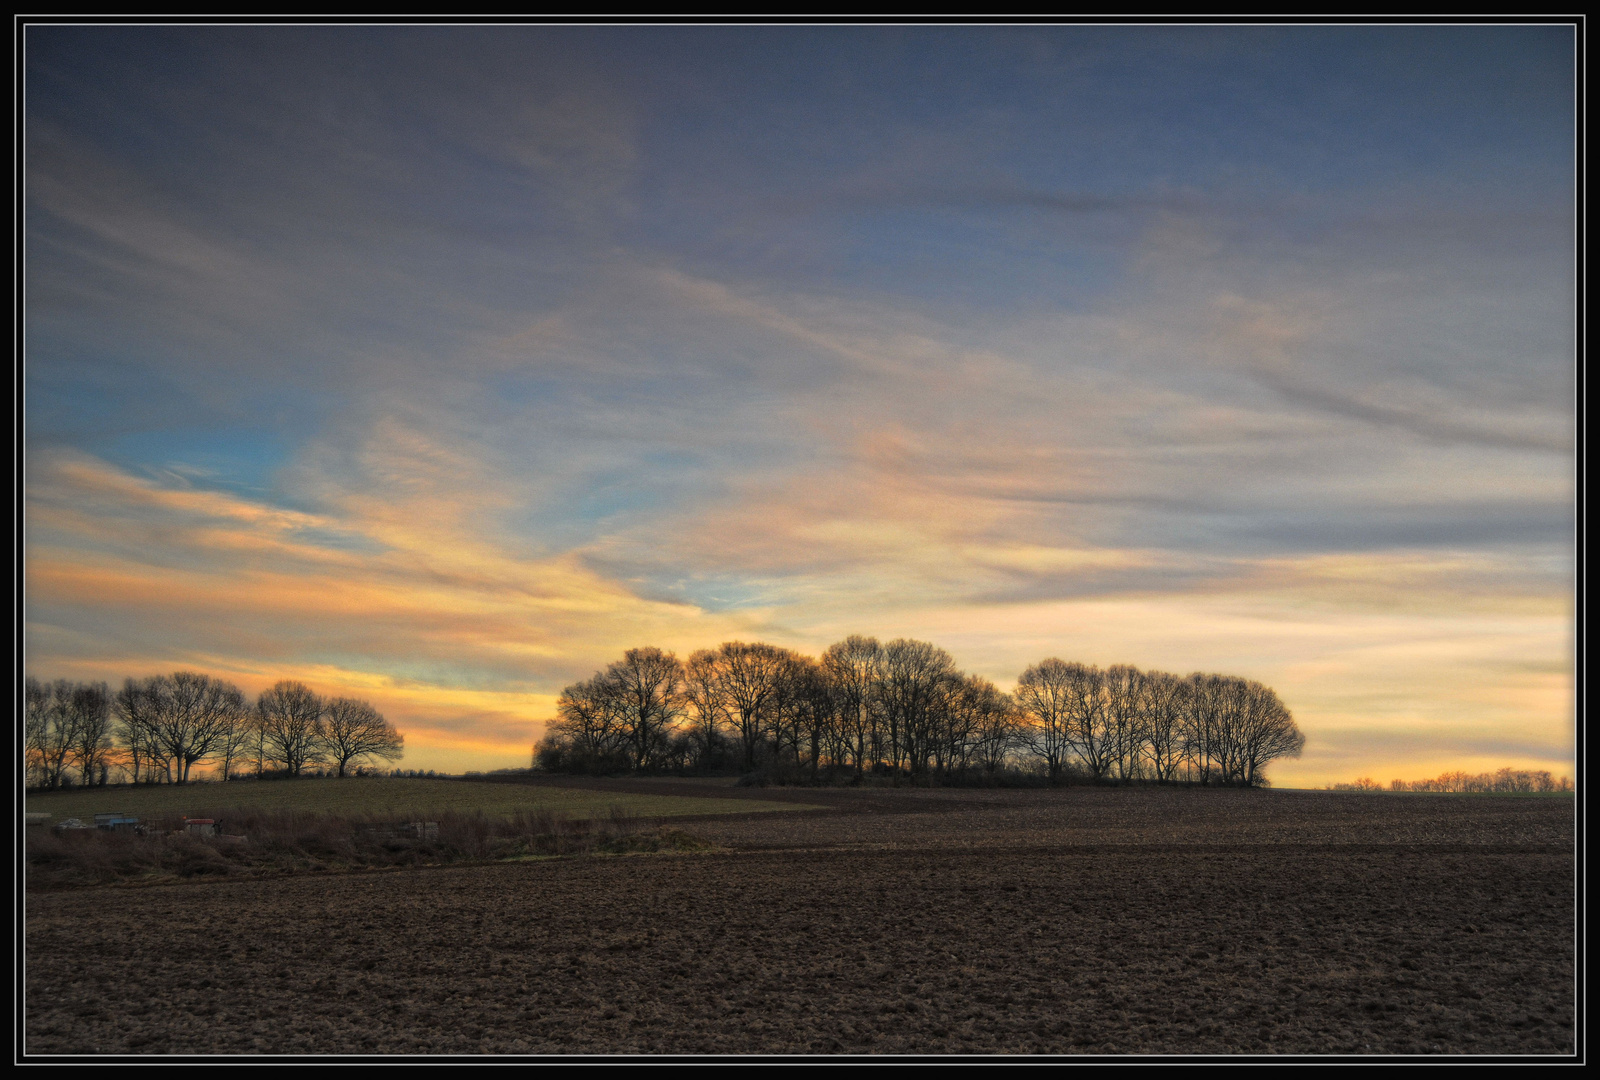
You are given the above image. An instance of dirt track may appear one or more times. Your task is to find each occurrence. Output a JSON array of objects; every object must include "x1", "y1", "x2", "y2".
[{"x1": 24, "y1": 786, "x2": 1575, "y2": 1056}]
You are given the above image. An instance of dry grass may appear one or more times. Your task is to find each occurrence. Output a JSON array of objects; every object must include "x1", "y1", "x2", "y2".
[
  {"x1": 23, "y1": 805, "x2": 703, "y2": 889},
  {"x1": 24, "y1": 775, "x2": 812, "y2": 823}
]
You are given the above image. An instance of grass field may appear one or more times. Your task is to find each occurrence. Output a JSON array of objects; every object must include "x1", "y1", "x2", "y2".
[{"x1": 23, "y1": 776, "x2": 813, "y2": 822}]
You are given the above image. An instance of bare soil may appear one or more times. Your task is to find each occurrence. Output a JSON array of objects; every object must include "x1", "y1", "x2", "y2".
[{"x1": 24, "y1": 786, "x2": 1575, "y2": 1056}]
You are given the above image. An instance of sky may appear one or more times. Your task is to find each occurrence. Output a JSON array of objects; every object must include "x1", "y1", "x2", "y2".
[{"x1": 23, "y1": 25, "x2": 1576, "y2": 783}]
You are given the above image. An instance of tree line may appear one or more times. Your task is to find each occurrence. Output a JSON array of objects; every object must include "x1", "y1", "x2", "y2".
[
  {"x1": 537, "y1": 637, "x2": 1305, "y2": 786},
  {"x1": 23, "y1": 673, "x2": 404, "y2": 788},
  {"x1": 1333, "y1": 768, "x2": 1573, "y2": 794}
]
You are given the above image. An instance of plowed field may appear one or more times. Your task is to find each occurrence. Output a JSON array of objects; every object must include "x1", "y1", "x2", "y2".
[{"x1": 24, "y1": 786, "x2": 1575, "y2": 1056}]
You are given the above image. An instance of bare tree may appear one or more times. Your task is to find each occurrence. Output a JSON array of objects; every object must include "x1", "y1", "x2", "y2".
[
  {"x1": 777, "y1": 655, "x2": 834, "y2": 780},
  {"x1": 1180, "y1": 673, "x2": 1227, "y2": 784},
  {"x1": 114, "y1": 673, "x2": 248, "y2": 784},
  {"x1": 1140, "y1": 671, "x2": 1187, "y2": 782},
  {"x1": 707, "y1": 641, "x2": 792, "y2": 770},
  {"x1": 321, "y1": 697, "x2": 404, "y2": 777},
  {"x1": 879, "y1": 639, "x2": 958, "y2": 783},
  {"x1": 213, "y1": 706, "x2": 257, "y2": 782},
  {"x1": 821, "y1": 635, "x2": 883, "y2": 777},
  {"x1": 25, "y1": 678, "x2": 74, "y2": 789},
  {"x1": 25, "y1": 679, "x2": 113, "y2": 789},
  {"x1": 546, "y1": 673, "x2": 632, "y2": 772},
  {"x1": 257, "y1": 680, "x2": 325, "y2": 776},
  {"x1": 939, "y1": 674, "x2": 1011, "y2": 780},
  {"x1": 967, "y1": 681, "x2": 1022, "y2": 780},
  {"x1": 1102, "y1": 664, "x2": 1145, "y2": 783},
  {"x1": 1061, "y1": 664, "x2": 1116, "y2": 782},
  {"x1": 24, "y1": 678, "x2": 49, "y2": 786},
  {"x1": 684, "y1": 648, "x2": 730, "y2": 769},
  {"x1": 113, "y1": 677, "x2": 167, "y2": 783},
  {"x1": 1015, "y1": 659, "x2": 1076, "y2": 785},
  {"x1": 602, "y1": 647, "x2": 685, "y2": 771},
  {"x1": 1233, "y1": 679, "x2": 1304, "y2": 786},
  {"x1": 66, "y1": 682, "x2": 114, "y2": 787}
]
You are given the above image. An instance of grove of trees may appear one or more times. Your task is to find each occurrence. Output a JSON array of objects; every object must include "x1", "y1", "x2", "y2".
[
  {"x1": 537, "y1": 636, "x2": 1305, "y2": 787},
  {"x1": 23, "y1": 674, "x2": 404, "y2": 788},
  {"x1": 1334, "y1": 769, "x2": 1573, "y2": 794}
]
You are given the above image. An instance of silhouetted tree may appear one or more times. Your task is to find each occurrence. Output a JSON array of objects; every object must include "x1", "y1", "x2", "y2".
[
  {"x1": 937, "y1": 674, "x2": 1012, "y2": 780},
  {"x1": 706, "y1": 641, "x2": 792, "y2": 770},
  {"x1": 1232, "y1": 679, "x2": 1303, "y2": 785},
  {"x1": 684, "y1": 648, "x2": 731, "y2": 770},
  {"x1": 25, "y1": 678, "x2": 75, "y2": 789},
  {"x1": 114, "y1": 673, "x2": 248, "y2": 784},
  {"x1": 213, "y1": 705, "x2": 256, "y2": 781},
  {"x1": 1140, "y1": 670, "x2": 1188, "y2": 782},
  {"x1": 779, "y1": 655, "x2": 835, "y2": 780},
  {"x1": 547, "y1": 672, "x2": 633, "y2": 772},
  {"x1": 967, "y1": 679, "x2": 1022, "y2": 780},
  {"x1": 879, "y1": 639, "x2": 959, "y2": 783},
  {"x1": 821, "y1": 635, "x2": 883, "y2": 778},
  {"x1": 321, "y1": 697, "x2": 405, "y2": 777},
  {"x1": 1181, "y1": 673, "x2": 1227, "y2": 784},
  {"x1": 1103, "y1": 664, "x2": 1145, "y2": 782},
  {"x1": 66, "y1": 682, "x2": 114, "y2": 787},
  {"x1": 601, "y1": 647, "x2": 685, "y2": 771},
  {"x1": 257, "y1": 680, "x2": 324, "y2": 777},
  {"x1": 113, "y1": 678, "x2": 165, "y2": 783},
  {"x1": 1015, "y1": 659, "x2": 1076, "y2": 785}
]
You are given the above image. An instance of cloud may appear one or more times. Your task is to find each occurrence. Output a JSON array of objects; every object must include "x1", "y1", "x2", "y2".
[
  {"x1": 23, "y1": 28, "x2": 1574, "y2": 780},
  {"x1": 24, "y1": 443, "x2": 775, "y2": 764}
]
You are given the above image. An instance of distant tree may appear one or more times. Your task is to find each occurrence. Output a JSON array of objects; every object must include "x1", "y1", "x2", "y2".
[
  {"x1": 821, "y1": 635, "x2": 883, "y2": 778},
  {"x1": 603, "y1": 647, "x2": 686, "y2": 771},
  {"x1": 1140, "y1": 671, "x2": 1187, "y2": 782},
  {"x1": 546, "y1": 673, "x2": 633, "y2": 773},
  {"x1": 25, "y1": 678, "x2": 74, "y2": 789},
  {"x1": 321, "y1": 697, "x2": 404, "y2": 777},
  {"x1": 780, "y1": 655, "x2": 835, "y2": 780},
  {"x1": 966, "y1": 680, "x2": 1022, "y2": 780},
  {"x1": 1015, "y1": 659, "x2": 1077, "y2": 785},
  {"x1": 1350, "y1": 767, "x2": 1574, "y2": 794},
  {"x1": 889, "y1": 640, "x2": 952, "y2": 779},
  {"x1": 941, "y1": 675, "x2": 1014, "y2": 780},
  {"x1": 878, "y1": 639, "x2": 959, "y2": 783},
  {"x1": 213, "y1": 706, "x2": 257, "y2": 781},
  {"x1": 1102, "y1": 664, "x2": 1146, "y2": 783},
  {"x1": 24, "y1": 678, "x2": 49, "y2": 785},
  {"x1": 113, "y1": 678, "x2": 164, "y2": 783},
  {"x1": 1181, "y1": 674, "x2": 1230, "y2": 784},
  {"x1": 684, "y1": 649, "x2": 731, "y2": 770},
  {"x1": 1062, "y1": 663, "x2": 1118, "y2": 782},
  {"x1": 257, "y1": 681, "x2": 325, "y2": 776},
  {"x1": 65, "y1": 682, "x2": 114, "y2": 787},
  {"x1": 1225, "y1": 678, "x2": 1304, "y2": 786},
  {"x1": 706, "y1": 642, "x2": 792, "y2": 770},
  {"x1": 115, "y1": 673, "x2": 249, "y2": 784}
]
